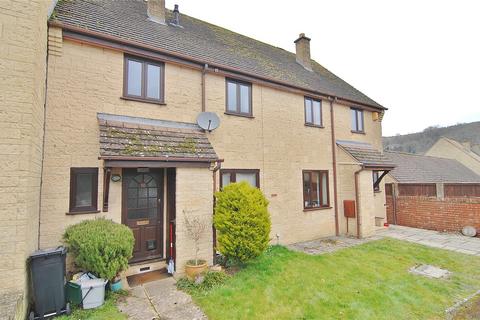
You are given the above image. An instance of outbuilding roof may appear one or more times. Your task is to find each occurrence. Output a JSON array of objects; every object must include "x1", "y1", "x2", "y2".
[
  {"x1": 97, "y1": 113, "x2": 218, "y2": 162},
  {"x1": 51, "y1": 0, "x2": 384, "y2": 110},
  {"x1": 337, "y1": 140, "x2": 395, "y2": 169},
  {"x1": 385, "y1": 151, "x2": 480, "y2": 183}
]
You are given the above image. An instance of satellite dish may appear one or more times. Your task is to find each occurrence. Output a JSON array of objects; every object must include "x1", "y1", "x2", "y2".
[{"x1": 197, "y1": 112, "x2": 220, "y2": 132}]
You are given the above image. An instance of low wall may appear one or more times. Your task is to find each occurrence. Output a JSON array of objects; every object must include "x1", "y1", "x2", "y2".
[{"x1": 386, "y1": 195, "x2": 480, "y2": 234}]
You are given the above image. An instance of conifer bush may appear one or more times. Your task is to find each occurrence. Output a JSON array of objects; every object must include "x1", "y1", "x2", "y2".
[
  {"x1": 63, "y1": 218, "x2": 134, "y2": 280},
  {"x1": 214, "y1": 182, "x2": 271, "y2": 263}
]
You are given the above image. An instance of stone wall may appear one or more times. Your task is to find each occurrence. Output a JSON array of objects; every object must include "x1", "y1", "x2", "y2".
[{"x1": 0, "y1": 1, "x2": 49, "y2": 318}]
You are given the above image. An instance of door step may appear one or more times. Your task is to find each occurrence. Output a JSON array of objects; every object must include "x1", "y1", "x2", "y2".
[{"x1": 124, "y1": 259, "x2": 167, "y2": 278}]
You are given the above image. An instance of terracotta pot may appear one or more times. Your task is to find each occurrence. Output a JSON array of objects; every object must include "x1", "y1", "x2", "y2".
[{"x1": 185, "y1": 260, "x2": 208, "y2": 280}]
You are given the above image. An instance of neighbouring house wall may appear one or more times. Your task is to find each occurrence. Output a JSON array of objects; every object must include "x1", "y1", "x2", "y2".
[
  {"x1": 175, "y1": 168, "x2": 214, "y2": 272},
  {"x1": 0, "y1": 1, "x2": 49, "y2": 318},
  {"x1": 426, "y1": 138, "x2": 480, "y2": 176},
  {"x1": 386, "y1": 195, "x2": 480, "y2": 234}
]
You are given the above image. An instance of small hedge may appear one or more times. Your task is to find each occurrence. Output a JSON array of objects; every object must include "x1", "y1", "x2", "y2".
[
  {"x1": 63, "y1": 219, "x2": 134, "y2": 280},
  {"x1": 214, "y1": 182, "x2": 271, "y2": 263}
]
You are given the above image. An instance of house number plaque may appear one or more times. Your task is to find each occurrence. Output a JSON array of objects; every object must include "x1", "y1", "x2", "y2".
[{"x1": 137, "y1": 220, "x2": 149, "y2": 226}]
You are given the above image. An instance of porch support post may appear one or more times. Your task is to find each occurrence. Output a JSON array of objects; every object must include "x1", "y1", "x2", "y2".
[{"x1": 102, "y1": 167, "x2": 111, "y2": 212}]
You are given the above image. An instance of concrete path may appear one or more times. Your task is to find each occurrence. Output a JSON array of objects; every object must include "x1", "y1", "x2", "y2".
[
  {"x1": 117, "y1": 277, "x2": 207, "y2": 320},
  {"x1": 377, "y1": 225, "x2": 480, "y2": 256}
]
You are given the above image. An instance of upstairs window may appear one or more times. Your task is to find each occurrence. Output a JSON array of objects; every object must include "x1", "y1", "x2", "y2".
[
  {"x1": 226, "y1": 79, "x2": 252, "y2": 116},
  {"x1": 303, "y1": 170, "x2": 329, "y2": 209},
  {"x1": 351, "y1": 108, "x2": 364, "y2": 133},
  {"x1": 69, "y1": 168, "x2": 98, "y2": 213},
  {"x1": 124, "y1": 56, "x2": 164, "y2": 103},
  {"x1": 304, "y1": 97, "x2": 322, "y2": 127},
  {"x1": 220, "y1": 169, "x2": 259, "y2": 188}
]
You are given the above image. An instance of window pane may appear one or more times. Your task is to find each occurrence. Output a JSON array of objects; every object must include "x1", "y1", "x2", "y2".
[
  {"x1": 313, "y1": 100, "x2": 321, "y2": 125},
  {"x1": 321, "y1": 173, "x2": 328, "y2": 206},
  {"x1": 227, "y1": 82, "x2": 237, "y2": 111},
  {"x1": 240, "y1": 84, "x2": 250, "y2": 113},
  {"x1": 222, "y1": 173, "x2": 231, "y2": 187},
  {"x1": 303, "y1": 172, "x2": 311, "y2": 207},
  {"x1": 311, "y1": 172, "x2": 320, "y2": 208},
  {"x1": 146, "y1": 64, "x2": 161, "y2": 99},
  {"x1": 305, "y1": 99, "x2": 312, "y2": 123},
  {"x1": 76, "y1": 173, "x2": 92, "y2": 207},
  {"x1": 351, "y1": 109, "x2": 357, "y2": 131},
  {"x1": 358, "y1": 110, "x2": 364, "y2": 131},
  {"x1": 236, "y1": 173, "x2": 257, "y2": 187},
  {"x1": 127, "y1": 60, "x2": 142, "y2": 96}
]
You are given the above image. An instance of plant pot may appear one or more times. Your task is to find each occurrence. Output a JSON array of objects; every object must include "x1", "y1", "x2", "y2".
[
  {"x1": 109, "y1": 279, "x2": 122, "y2": 292},
  {"x1": 185, "y1": 260, "x2": 208, "y2": 280}
]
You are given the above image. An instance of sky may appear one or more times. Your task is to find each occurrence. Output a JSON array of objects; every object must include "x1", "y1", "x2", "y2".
[{"x1": 165, "y1": 0, "x2": 480, "y2": 136}]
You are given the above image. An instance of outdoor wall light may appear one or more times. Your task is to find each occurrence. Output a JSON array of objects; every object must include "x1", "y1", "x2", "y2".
[{"x1": 111, "y1": 174, "x2": 122, "y2": 182}]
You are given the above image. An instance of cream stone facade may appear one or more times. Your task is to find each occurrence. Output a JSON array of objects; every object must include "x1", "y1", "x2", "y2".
[
  {"x1": 40, "y1": 32, "x2": 387, "y2": 259},
  {"x1": 1, "y1": 2, "x2": 389, "y2": 317},
  {"x1": 425, "y1": 137, "x2": 480, "y2": 176}
]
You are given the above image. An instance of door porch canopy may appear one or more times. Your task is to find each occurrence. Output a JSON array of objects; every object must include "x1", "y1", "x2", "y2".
[{"x1": 97, "y1": 113, "x2": 219, "y2": 211}]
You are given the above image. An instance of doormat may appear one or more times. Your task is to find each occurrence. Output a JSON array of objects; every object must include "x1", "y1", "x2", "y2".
[{"x1": 127, "y1": 268, "x2": 169, "y2": 287}]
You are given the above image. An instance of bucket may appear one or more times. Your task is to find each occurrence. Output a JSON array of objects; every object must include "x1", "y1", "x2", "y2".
[
  {"x1": 109, "y1": 280, "x2": 122, "y2": 292},
  {"x1": 79, "y1": 278, "x2": 107, "y2": 309}
]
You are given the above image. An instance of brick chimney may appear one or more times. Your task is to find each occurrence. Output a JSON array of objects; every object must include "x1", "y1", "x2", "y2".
[
  {"x1": 294, "y1": 33, "x2": 312, "y2": 71},
  {"x1": 147, "y1": 0, "x2": 166, "y2": 24}
]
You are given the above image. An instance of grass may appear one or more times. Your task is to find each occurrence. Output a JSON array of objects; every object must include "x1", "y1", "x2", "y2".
[
  {"x1": 57, "y1": 290, "x2": 127, "y2": 320},
  {"x1": 188, "y1": 239, "x2": 480, "y2": 320}
]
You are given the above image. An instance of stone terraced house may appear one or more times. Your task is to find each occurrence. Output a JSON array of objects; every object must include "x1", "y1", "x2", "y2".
[{"x1": 0, "y1": 0, "x2": 394, "y2": 318}]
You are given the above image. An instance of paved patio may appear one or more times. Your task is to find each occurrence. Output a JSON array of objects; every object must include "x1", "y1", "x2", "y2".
[
  {"x1": 377, "y1": 225, "x2": 480, "y2": 255},
  {"x1": 117, "y1": 277, "x2": 206, "y2": 320},
  {"x1": 289, "y1": 225, "x2": 480, "y2": 256}
]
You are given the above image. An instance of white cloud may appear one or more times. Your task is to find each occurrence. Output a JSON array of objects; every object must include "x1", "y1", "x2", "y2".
[{"x1": 168, "y1": 0, "x2": 480, "y2": 136}]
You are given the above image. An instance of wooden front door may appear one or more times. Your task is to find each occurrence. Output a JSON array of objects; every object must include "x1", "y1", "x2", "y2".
[{"x1": 122, "y1": 168, "x2": 164, "y2": 263}]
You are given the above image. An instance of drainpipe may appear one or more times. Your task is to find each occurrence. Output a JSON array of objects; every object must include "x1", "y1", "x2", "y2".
[
  {"x1": 354, "y1": 167, "x2": 365, "y2": 239},
  {"x1": 201, "y1": 64, "x2": 208, "y2": 112},
  {"x1": 329, "y1": 98, "x2": 340, "y2": 236},
  {"x1": 211, "y1": 159, "x2": 223, "y2": 259}
]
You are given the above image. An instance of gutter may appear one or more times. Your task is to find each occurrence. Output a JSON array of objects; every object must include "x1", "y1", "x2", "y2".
[
  {"x1": 49, "y1": 21, "x2": 386, "y2": 112},
  {"x1": 354, "y1": 166, "x2": 365, "y2": 239},
  {"x1": 329, "y1": 98, "x2": 339, "y2": 236}
]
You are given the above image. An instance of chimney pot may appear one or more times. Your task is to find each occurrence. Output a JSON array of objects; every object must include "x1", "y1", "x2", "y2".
[
  {"x1": 172, "y1": 4, "x2": 180, "y2": 26},
  {"x1": 147, "y1": 0, "x2": 166, "y2": 25},
  {"x1": 294, "y1": 33, "x2": 312, "y2": 71}
]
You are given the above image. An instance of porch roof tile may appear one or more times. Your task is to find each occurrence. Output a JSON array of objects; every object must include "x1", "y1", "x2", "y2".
[
  {"x1": 97, "y1": 113, "x2": 218, "y2": 162},
  {"x1": 337, "y1": 140, "x2": 395, "y2": 169}
]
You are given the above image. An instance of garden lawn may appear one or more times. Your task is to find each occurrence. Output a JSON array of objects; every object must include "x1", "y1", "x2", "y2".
[
  {"x1": 57, "y1": 291, "x2": 127, "y2": 320},
  {"x1": 191, "y1": 238, "x2": 480, "y2": 320}
]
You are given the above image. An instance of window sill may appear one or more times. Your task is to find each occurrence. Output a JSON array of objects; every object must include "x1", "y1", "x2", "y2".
[
  {"x1": 305, "y1": 123, "x2": 324, "y2": 129},
  {"x1": 303, "y1": 206, "x2": 332, "y2": 212},
  {"x1": 121, "y1": 96, "x2": 166, "y2": 105},
  {"x1": 224, "y1": 111, "x2": 254, "y2": 118},
  {"x1": 351, "y1": 130, "x2": 366, "y2": 134},
  {"x1": 374, "y1": 190, "x2": 382, "y2": 194},
  {"x1": 66, "y1": 210, "x2": 101, "y2": 215}
]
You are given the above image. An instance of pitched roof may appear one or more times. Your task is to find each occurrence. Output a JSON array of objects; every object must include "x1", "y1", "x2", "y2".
[
  {"x1": 337, "y1": 140, "x2": 395, "y2": 168},
  {"x1": 51, "y1": 0, "x2": 384, "y2": 110},
  {"x1": 97, "y1": 113, "x2": 218, "y2": 161},
  {"x1": 385, "y1": 151, "x2": 480, "y2": 183},
  {"x1": 436, "y1": 137, "x2": 480, "y2": 160}
]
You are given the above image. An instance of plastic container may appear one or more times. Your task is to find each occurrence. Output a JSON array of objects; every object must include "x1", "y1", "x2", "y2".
[
  {"x1": 109, "y1": 279, "x2": 122, "y2": 292},
  {"x1": 28, "y1": 247, "x2": 71, "y2": 319},
  {"x1": 66, "y1": 281, "x2": 82, "y2": 306},
  {"x1": 80, "y1": 278, "x2": 107, "y2": 309}
]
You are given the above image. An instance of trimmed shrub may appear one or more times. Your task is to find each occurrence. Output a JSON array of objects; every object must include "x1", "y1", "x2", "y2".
[
  {"x1": 213, "y1": 182, "x2": 271, "y2": 263},
  {"x1": 63, "y1": 218, "x2": 134, "y2": 280}
]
